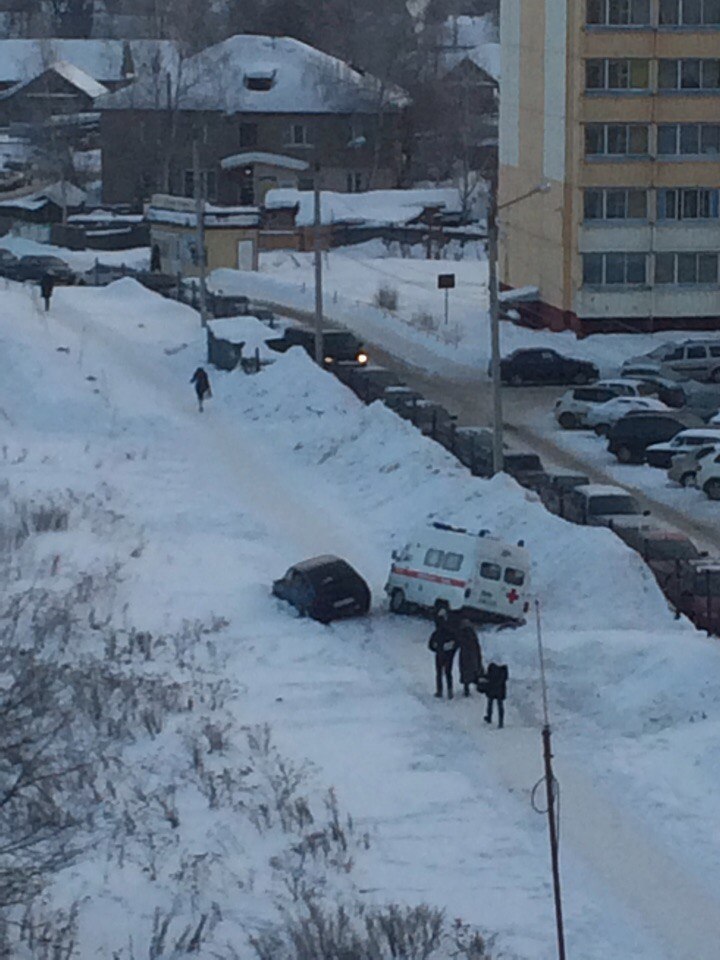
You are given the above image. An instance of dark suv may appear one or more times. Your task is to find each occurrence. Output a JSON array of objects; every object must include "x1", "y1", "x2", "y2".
[
  {"x1": 499, "y1": 348, "x2": 599, "y2": 386},
  {"x1": 267, "y1": 326, "x2": 368, "y2": 368},
  {"x1": 607, "y1": 411, "x2": 704, "y2": 464},
  {"x1": 11, "y1": 254, "x2": 75, "y2": 284}
]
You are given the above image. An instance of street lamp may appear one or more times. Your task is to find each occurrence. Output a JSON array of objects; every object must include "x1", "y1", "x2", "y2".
[{"x1": 488, "y1": 176, "x2": 551, "y2": 475}]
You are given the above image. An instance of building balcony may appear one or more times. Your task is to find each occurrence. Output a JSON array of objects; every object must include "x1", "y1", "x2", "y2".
[{"x1": 580, "y1": 220, "x2": 720, "y2": 252}]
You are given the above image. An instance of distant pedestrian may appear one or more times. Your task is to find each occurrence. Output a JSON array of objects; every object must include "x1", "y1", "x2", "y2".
[
  {"x1": 39, "y1": 272, "x2": 55, "y2": 312},
  {"x1": 457, "y1": 617, "x2": 484, "y2": 697},
  {"x1": 484, "y1": 662, "x2": 509, "y2": 728},
  {"x1": 428, "y1": 610, "x2": 459, "y2": 699},
  {"x1": 190, "y1": 366, "x2": 212, "y2": 412}
]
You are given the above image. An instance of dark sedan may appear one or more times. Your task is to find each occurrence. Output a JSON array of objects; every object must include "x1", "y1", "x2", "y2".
[
  {"x1": 499, "y1": 348, "x2": 599, "y2": 386},
  {"x1": 11, "y1": 254, "x2": 75, "y2": 284},
  {"x1": 272, "y1": 555, "x2": 371, "y2": 624},
  {"x1": 607, "y1": 411, "x2": 704, "y2": 464}
]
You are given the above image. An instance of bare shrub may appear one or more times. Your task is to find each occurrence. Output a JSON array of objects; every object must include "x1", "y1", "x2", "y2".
[
  {"x1": 374, "y1": 284, "x2": 399, "y2": 311},
  {"x1": 409, "y1": 310, "x2": 438, "y2": 333}
]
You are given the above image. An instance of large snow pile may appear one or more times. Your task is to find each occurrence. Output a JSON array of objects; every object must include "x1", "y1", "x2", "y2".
[
  {"x1": 264, "y1": 187, "x2": 464, "y2": 226},
  {"x1": 1, "y1": 276, "x2": 720, "y2": 959},
  {"x1": 0, "y1": 234, "x2": 148, "y2": 272}
]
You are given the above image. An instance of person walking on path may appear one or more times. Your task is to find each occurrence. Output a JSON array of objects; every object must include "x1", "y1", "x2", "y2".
[
  {"x1": 428, "y1": 611, "x2": 459, "y2": 699},
  {"x1": 190, "y1": 367, "x2": 212, "y2": 412},
  {"x1": 484, "y1": 662, "x2": 509, "y2": 728},
  {"x1": 39, "y1": 272, "x2": 55, "y2": 312},
  {"x1": 457, "y1": 617, "x2": 484, "y2": 697}
]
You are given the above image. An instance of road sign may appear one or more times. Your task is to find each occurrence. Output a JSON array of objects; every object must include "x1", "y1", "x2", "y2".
[{"x1": 437, "y1": 274, "x2": 456, "y2": 290}]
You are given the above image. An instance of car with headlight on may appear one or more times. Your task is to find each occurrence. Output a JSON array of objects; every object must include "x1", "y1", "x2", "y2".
[{"x1": 266, "y1": 325, "x2": 368, "y2": 368}]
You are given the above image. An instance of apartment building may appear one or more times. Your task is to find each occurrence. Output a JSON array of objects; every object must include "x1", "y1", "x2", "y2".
[{"x1": 499, "y1": 0, "x2": 720, "y2": 333}]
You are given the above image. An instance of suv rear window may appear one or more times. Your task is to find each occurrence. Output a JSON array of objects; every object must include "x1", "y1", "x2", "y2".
[{"x1": 588, "y1": 495, "x2": 639, "y2": 515}]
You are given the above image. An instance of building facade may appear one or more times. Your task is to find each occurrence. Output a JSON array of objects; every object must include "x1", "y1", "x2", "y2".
[{"x1": 499, "y1": 0, "x2": 720, "y2": 333}]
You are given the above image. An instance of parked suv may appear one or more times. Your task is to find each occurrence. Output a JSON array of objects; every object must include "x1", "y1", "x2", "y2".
[
  {"x1": 607, "y1": 411, "x2": 703, "y2": 464},
  {"x1": 12, "y1": 254, "x2": 75, "y2": 284},
  {"x1": 646, "y1": 428, "x2": 720, "y2": 469},
  {"x1": 622, "y1": 339, "x2": 720, "y2": 383},
  {"x1": 499, "y1": 348, "x2": 598, "y2": 386},
  {"x1": 586, "y1": 396, "x2": 669, "y2": 436},
  {"x1": 668, "y1": 443, "x2": 720, "y2": 487},
  {"x1": 267, "y1": 326, "x2": 368, "y2": 367},
  {"x1": 561, "y1": 484, "x2": 644, "y2": 527},
  {"x1": 553, "y1": 380, "x2": 651, "y2": 430},
  {"x1": 537, "y1": 473, "x2": 590, "y2": 515}
]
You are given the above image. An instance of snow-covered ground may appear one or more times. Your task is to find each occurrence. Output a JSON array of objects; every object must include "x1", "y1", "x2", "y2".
[
  {"x1": 0, "y1": 233, "x2": 149, "y2": 272},
  {"x1": 209, "y1": 242, "x2": 720, "y2": 381},
  {"x1": 3, "y1": 277, "x2": 720, "y2": 958}
]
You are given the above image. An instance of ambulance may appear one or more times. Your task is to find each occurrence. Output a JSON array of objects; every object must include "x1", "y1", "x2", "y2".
[{"x1": 385, "y1": 522, "x2": 531, "y2": 623}]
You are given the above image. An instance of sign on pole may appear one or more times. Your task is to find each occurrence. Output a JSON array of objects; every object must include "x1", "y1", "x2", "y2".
[{"x1": 438, "y1": 273, "x2": 456, "y2": 325}]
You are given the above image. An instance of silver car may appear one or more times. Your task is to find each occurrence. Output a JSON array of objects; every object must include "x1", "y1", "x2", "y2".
[
  {"x1": 667, "y1": 443, "x2": 720, "y2": 487},
  {"x1": 622, "y1": 340, "x2": 720, "y2": 384}
]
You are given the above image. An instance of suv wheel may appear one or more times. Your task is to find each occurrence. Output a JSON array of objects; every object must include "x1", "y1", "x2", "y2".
[
  {"x1": 594, "y1": 423, "x2": 610, "y2": 437},
  {"x1": 616, "y1": 444, "x2": 634, "y2": 464},
  {"x1": 558, "y1": 412, "x2": 578, "y2": 430},
  {"x1": 704, "y1": 479, "x2": 720, "y2": 500},
  {"x1": 680, "y1": 471, "x2": 696, "y2": 488},
  {"x1": 390, "y1": 588, "x2": 408, "y2": 614}
]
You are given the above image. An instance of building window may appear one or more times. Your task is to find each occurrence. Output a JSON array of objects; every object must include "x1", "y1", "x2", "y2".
[
  {"x1": 239, "y1": 123, "x2": 258, "y2": 148},
  {"x1": 658, "y1": 58, "x2": 720, "y2": 89},
  {"x1": 657, "y1": 123, "x2": 720, "y2": 155},
  {"x1": 291, "y1": 123, "x2": 310, "y2": 146},
  {"x1": 346, "y1": 171, "x2": 364, "y2": 192},
  {"x1": 658, "y1": 187, "x2": 720, "y2": 219},
  {"x1": 183, "y1": 169, "x2": 217, "y2": 201},
  {"x1": 585, "y1": 123, "x2": 649, "y2": 156},
  {"x1": 655, "y1": 252, "x2": 719, "y2": 284},
  {"x1": 659, "y1": 0, "x2": 720, "y2": 24},
  {"x1": 586, "y1": 58, "x2": 650, "y2": 90},
  {"x1": 298, "y1": 177, "x2": 315, "y2": 191},
  {"x1": 583, "y1": 252, "x2": 647, "y2": 285},
  {"x1": 243, "y1": 71, "x2": 275, "y2": 91},
  {"x1": 587, "y1": 0, "x2": 651, "y2": 23},
  {"x1": 584, "y1": 188, "x2": 648, "y2": 220}
]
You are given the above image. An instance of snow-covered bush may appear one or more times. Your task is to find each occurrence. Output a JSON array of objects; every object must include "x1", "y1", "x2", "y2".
[{"x1": 375, "y1": 284, "x2": 399, "y2": 312}]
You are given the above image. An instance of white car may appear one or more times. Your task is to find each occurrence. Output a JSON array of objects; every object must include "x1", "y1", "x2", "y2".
[
  {"x1": 585, "y1": 396, "x2": 669, "y2": 436},
  {"x1": 694, "y1": 450, "x2": 720, "y2": 500},
  {"x1": 553, "y1": 379, "x2": 651, "y2": 429},
  {"x1": 645, "y1": 428, "x2": 720, "y2": 469}
]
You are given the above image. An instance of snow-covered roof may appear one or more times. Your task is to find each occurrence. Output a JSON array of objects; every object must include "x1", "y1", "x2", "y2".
[
  {"x1": 0, "y1": 39, "x2": 178, "y2": 85},
  {"x1": 147, "y1": 198, "x2": 260, "y2": 229},
  {"x1": 221, "y1": 152, "x2": 309, "y2": 172},
  {"x1": 439, "y1": 15, "x2": 500, "y2": 82},
  {"x1": 0, "y1": 180, "x2": 86, "y2": 210},
  {"x1": 0, "y1": 59, "x2": 109, "y2": 101},
  {"x1": 263, "y1": 187, "x2": 463, "y2": 227},
  {"x1": 96, "y1": 34, "x2": 410, "y2": 115}
]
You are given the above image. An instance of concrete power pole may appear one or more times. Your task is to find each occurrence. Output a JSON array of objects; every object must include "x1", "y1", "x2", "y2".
[
  {"x1": 193, "y1": 138, "x2": 208, "y2": 328},
  {"x1": 313, "y1": 161, "x2": 324, "y2": 365},
  {"x1": 488, "y1": 172, "x2": 503, "y2": 475}
]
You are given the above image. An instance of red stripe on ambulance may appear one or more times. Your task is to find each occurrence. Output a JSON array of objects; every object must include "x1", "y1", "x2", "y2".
[{"x1": 392, "y1": 566, "x2": 467, "y2": 590}]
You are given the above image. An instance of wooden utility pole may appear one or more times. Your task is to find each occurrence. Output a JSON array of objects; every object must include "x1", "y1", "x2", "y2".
[
  {"x1": 193, "y1": 138, "x2": 208, "y2": 328},
  {"x1": 313, "y1": 161, "x2": 324, "y2": 365}
]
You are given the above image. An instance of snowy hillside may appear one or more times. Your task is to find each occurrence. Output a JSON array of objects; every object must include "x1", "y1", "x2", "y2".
[{"x1": 2, "y1": 277, "x2": 720, "y2": 958}]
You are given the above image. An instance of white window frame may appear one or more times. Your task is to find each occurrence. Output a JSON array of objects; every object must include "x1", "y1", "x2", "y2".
[
  {"x1": 584, "y1": 187, "x2": 648, "y2": 220},
  {"x1": 658, "y1": 58, "x2": 720, "y2": 90},
  {"x1": 585, "y1": 122, "x2": 650, "y2": 157},
  {"x1": 657, "y1": 187, "x2": 720, "y2": 220},
  {"x1": 657, "y1": 123, "x2": 720, "y2": 156},
  {"x1": 587, "y1": 0, "x2": 652, "y2": 25},
  {"x1": 655, "y1": 252, "x2": 719, "y2": 285},
  {"x1": 583, "y1": 252, "x2": 648, "y2": 286},
  {"x1": 659, "y1": 0, "x2": 720, "y2": 25},
  {"x1": 586, "y1": 58, "x2": 650, "y2": 90}
]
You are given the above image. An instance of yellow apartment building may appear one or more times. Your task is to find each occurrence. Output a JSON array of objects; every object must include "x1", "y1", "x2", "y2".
[{"x1": 499, "y1": 0, "x2": 720, "y2": 333}]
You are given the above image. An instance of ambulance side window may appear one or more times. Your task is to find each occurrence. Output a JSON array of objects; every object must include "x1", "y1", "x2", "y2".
[
  {"x1": 480, "y1": 562, "x2": 501, "y2": 581},
  {"x1": 442, "y1": 552, "x2": 463, "y2": 572},
  {"x1": 504, "y1": 567, "x2": 525, "y2": 586},
  {"x1": 424, "y1": 548, "x2": 444, "y2": 568}
]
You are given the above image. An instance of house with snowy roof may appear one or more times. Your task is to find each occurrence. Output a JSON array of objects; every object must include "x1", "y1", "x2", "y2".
[{"x1": 96, "y1": 34, "x2": 410, "y2": 209}]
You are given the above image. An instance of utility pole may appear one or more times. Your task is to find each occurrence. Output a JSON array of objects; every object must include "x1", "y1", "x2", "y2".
[
  {"x1": 535, "y1": 600, "x2": 567, "y2": 960},
  {"x1": 193, "y1": 137, "x2": 208, "y2": 328},
  {"x1": 488, "y1": 171, "x2": 503, "y2": 475},
  {"x1": 313, "y1": 161, "x2": 324, "y2": 365}
]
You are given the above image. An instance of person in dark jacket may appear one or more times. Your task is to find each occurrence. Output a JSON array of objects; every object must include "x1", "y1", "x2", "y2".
[
  {"x1": 484, "y1": 662, "x2": 509, "y2": 728},
  {"x1": 457, "y1": 618, "x2": 484, "y2": 697},
  {"x1": 39, "y1": 272, "x2": 55, "y2": 312},
  {"x1": 190, "y1": 367, "x2": 212, "y2": 412},
  {"x1": 428, "y1": 611, "x2": 459, "y2": 699}
]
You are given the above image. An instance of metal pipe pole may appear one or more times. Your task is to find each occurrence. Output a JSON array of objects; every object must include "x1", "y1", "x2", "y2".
[
  {"x1": 313, "y1": 161, "x2": 324, "y2": 365},
  {"x1": 193, "y1": 138, "x2": 208, "y2": 329},
  {"x1": 488, "y1": 172, "x2": 503, "y2": 475},
  {"x1": 535, "y1": 601, "x2": 567, "y2": 960}
]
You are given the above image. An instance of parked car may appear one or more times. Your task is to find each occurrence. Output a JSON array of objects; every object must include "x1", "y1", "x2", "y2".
[
  {"x1": 619, "y1": 371, "x2": 687, "y2": 408},
  {"x1": 561, "y1": 483, "x2": 644, "y2": 527},
  {"x1": 209, "y1": 292, "x2": 250, "y2": 317},
  {"x1": 382, "y1": 386, "x2": 424, "y2": 413},
  {"x1": 343, "y1": 364, "x2": 404, "y2": 403},
  {"x1": 693, "y1": 449, "x2": 720, "y2": 500},
  {"x1": 667, "y1": 443, "x2": 720, "y2": 487},
  {"x1": 11, "y1": 254, "x2": 75, "y2": 284},
  {"x1": 0, "y1": 248, "x2": 19, "y2": 276},
  {"x1": 607, "y1": 411, "x2": 704, "y2": 464},
  {"x1": 613, "y1": 526, "x2": 703, "y2": 601},
  {"x1": 499, "y1": 349, "x2": 599, "y2": 387},
  {"x1": 78, "y1": 262, "x2": 131, "y2": 286},
  {"x1": 645, "y1": 428, "x2": 720, "y2": 469},
  {"x1": 503, "y1": 452, "x2": 546, "y2": 490},
  {"x1": 554, "y1": 380, "x2": 652, "y2": 429},
  {"x1": 621, "y1": 339, "x2": 720, "y2": 384},
  {"x1": 267, "y1": 325, "x2": 368, "y2": 368},
  {"x1": 272, "y1": 555, "x2": 371, "y2": 623},
  {"x1": 450, "y1": 426, "x2": 495, "y2": 476},
  {"x1": 586, "y1": 396, "x2": 669, "y2": 436},
  {"x1": 675, "y1": 560, "x2": 720, "y2": 634},
  {"x1": 537, "y1": 473, "x2": 590, "y2": 515}
]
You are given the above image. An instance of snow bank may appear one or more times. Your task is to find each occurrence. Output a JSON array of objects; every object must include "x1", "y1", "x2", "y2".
[
  {"x1": 264, "y1": 187, "x2": 464, "y2": 226},
  {"x1": 0, "y1": 234, "x2": 149, "y2": 272}
]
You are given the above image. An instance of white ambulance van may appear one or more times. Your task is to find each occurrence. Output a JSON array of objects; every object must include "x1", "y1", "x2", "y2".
[{"x1": 385, "y1": 522, "x2": 531, "y2": 623}]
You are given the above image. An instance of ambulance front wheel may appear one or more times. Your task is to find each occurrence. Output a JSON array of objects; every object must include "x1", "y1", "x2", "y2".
[{"x1": 390, "y1": 588, "x2": 409, "y2": 614}]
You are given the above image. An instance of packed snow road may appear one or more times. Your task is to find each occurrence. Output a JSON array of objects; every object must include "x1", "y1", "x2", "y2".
[{"x1": 3, "y1": 278, "x2": 720, "y2": 959}]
